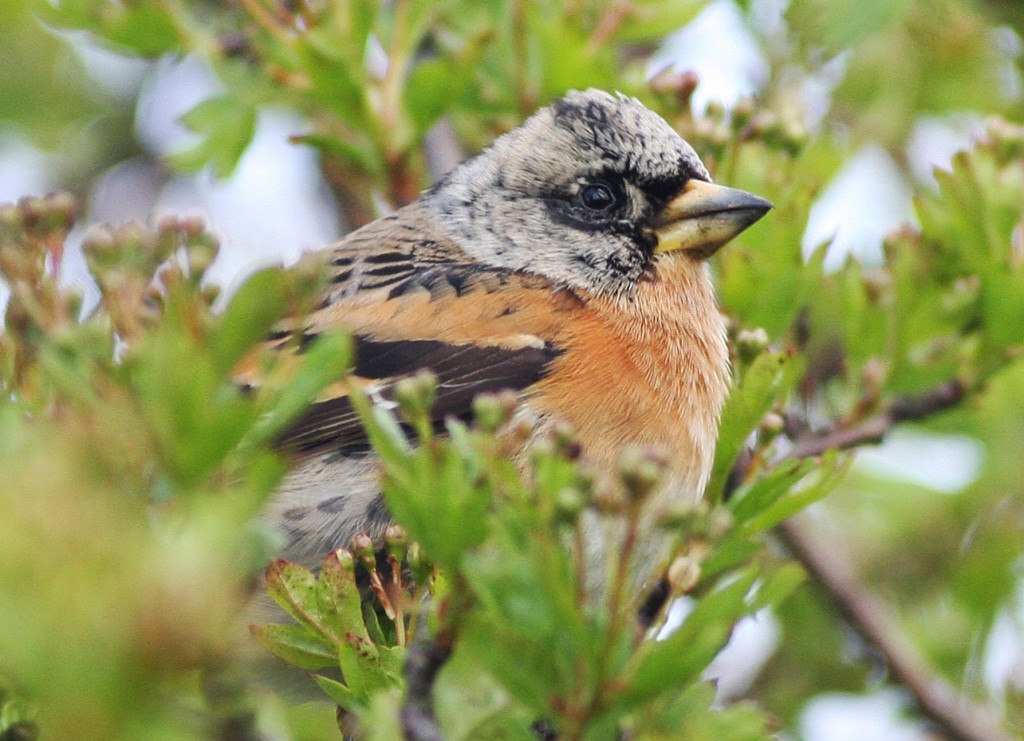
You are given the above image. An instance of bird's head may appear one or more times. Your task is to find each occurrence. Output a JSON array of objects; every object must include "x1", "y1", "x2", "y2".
[{"x1": 428, "y1": 88, "x2": 772, "y2": 298}]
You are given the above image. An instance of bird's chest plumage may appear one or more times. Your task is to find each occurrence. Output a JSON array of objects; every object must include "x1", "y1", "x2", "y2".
[{"x1": 530, "y1": 258, "x2": 729, "y2": 509}]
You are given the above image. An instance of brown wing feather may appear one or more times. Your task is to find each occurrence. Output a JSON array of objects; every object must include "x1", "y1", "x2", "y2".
[
  {"x1": 253, "y1": 202, "x2": 581, "y2": 455},
  {"x1": 276, "y1": 338, "x2": 562, "y2": 454}
]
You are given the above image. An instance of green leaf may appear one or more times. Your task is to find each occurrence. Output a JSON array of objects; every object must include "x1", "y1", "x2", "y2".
[
  {"x1": 787, "y1": 0, "x2": 909, "y2": 51},
  {"x1": 617, "y1": 0, "x2": 705, "y2": 42},
  {"x1": 531, "y1": 13, "x2": 616, "y2": 99},
  {"x1": 751, "y1": 562, "x2": 807, "y2": 611},
  {"x1": 41, "y1": 0, "x2": 181, "y2": 56},
  {"x1": 708, "y1": 351, "x2": 795, "y2": 502},
  {"x1": 621, "y1": 566, "x2": 759, "y2": 708},
  {"x1": 728, "y1": 459, "x2": 813, "y2": 522},
  {"x1": 361, "y1": 600, "x2": 389, "y2": 645},
  {"x1": 458, "y1": 506, "x2": 602, "y2": 717},
  {"x1": 699, "y1": 535, "x2": 762, "y2": 581},
  {"x1": 297, "y1": 132, "x2": 383, "y2": 178},
  {"x1": 127, "y1": 322, "x2": 257, "y2": 488},
  {"x1": 211, "y1": 268, "x2": 291, "y2": 374},
  {"x1": 263, "y1": 558, "x2": 329, "y2": 633},
  {"x1": 740, "y1": 453, "x2": 850, "y2": 537},
  {"x1": 362, "y1": 688, "x2": 408, "y2": 741},
  {"x1": 337, "y1": 634, "x2": 406, "y2": 705},
  {"x1": 167, "y1": 95, "x2": 257, "y2": 178},
  {"x1": 249, "y1": 623, "x2": 337, "y2": 671},
  {"x1": 337, "y1": 637, "x2": 371, "y2": 698},
  {"x1": 633, "y1": 681, "x2": 773, "y2": 741},
  {"x1": 354, "y1": 401, "x2": 490, "y2": 571},
  {"x1": 404, "y1": 24, "x2": 488, "y2": 135},
  {"x1": 313, "y1": 673, "x2": 365, "y2": 713},
  {"x1": 349, "y1": 386, "x2": 412, "y2": 464},
  {"x1": 296, "y1": 29, "x2": 370, "y2": 129},
  {"x1": 315, "y1": 549, "x2": 370, "y2": 645}
]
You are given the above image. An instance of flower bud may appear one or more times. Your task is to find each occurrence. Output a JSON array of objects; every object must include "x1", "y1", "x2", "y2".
[
  {"x1": 473, "y1": 391, "x2": 516, "y2": 432},
  {"x1": 509, "y1": 416, "x2": 536, "y2": 445},
  {"x1": 759, "y1": 411, "x2": 785, "y2": 445},
  {"x1": 862, "y1": 269, "x2": 891, "y2": 303},
  {"x1": 594, "y1": 483, "x2": 628, "y2": 515},
  {"x1": 736, "y1": 327, "x2": 770, "y2": 363},
  {"x1": 861, "y1": 357, "x2": 886, "y2": 396},
  {"x1": 741, "y1": 110, "x2": 778, "y2": 142},
  {"x1": 331, "y1": 547, "x2": 356, "y2": 575},
  {"x1": 48, "y1": 191, "x2": 78, "y2": 227},
  {"x1": 649, "y1": 69, "x2": 699, "y2": 108},
  {"x1": 0, "y1": 202, "x2": 22, "y2": 231},
  {"x1": 781, "y1": 119, "x2": 808, "y2": 156},
  {"x1": 554, "y1": 487, "x2": 585, "y2": 523},
  {"x1": 667, "y1": 556, "x2": 701, "y2": 594},
  {"x1": 731, "y1": 97, "x2": 756, "y2": 133},
  {"x1": 656, "y1": 499, "x2": 701, "y2": 531},
  {"x1": 384, "y1": 524, "x2": 408, "y2": 559},
  {"x1": 708, "y1": 508, "x2": 735, "y2": 540},
  {"x1": 618, "y1": 445, "x2": 669, "y2": 502},
  {"x1": 552, "y1": 420, "x2": 581, "y2": 460},
  {"x1": 394, "y1": 370, "x2": 437, "y2": 423},
  {"x1": 350, "y1": 532, "x2": 375, "y2": 568},
  {"x1": 406, "y1": 541, "x2": 433, "y2": 587},
  {"x1": 180, "y1": 215, "x2": 207, "y2": 238},
  {"x1": 186, "y1": 241, "x2": 217, "y2": 275},
  {"x1": 704, "y1": 100, "x2": 725, "y2": 121}
]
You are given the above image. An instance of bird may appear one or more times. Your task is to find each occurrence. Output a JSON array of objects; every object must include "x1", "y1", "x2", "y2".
[{"x1": 253, "y1": 88, "x2": 772, "y2": 576}]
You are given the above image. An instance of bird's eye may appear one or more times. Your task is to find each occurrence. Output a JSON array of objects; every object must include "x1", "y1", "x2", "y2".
[{"x1": 579, "y1": 183, "x2": 616, "y2": 211}]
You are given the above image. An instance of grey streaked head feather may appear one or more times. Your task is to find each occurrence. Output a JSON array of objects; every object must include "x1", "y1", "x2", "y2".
[{"x1": 426, "y1": 89, "x2": 711, "y2": 299}]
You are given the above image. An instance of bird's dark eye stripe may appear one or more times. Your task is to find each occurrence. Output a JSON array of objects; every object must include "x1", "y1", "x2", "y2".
[{"x1": 640, "y1": 174, "x2": 689, "y2": 204}]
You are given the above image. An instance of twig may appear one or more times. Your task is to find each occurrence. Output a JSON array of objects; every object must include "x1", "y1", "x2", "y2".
[
  {"x1": 586, "y1": 0, "x2": 633, "y2": 54},
  {"x1": 787, "y1": 379, "x2": 965, "y2": 460},
  {"x1": 727, "y1": 377, "x2": 1009, "y2": 741},
  {"x1": 379, "y1": 0, "x2": 421, "y2": 207},
  {"x1": 235, "y1": 0, "x2": 292, "y2": 45},
  {"x1": 510, "y1": 0, "x2": 535, "y2": 115},
  {"x1": 400, "y1": 639, "x2": 451, "y2": 741},
  {"x1": 780, "y1": 516, "x2": 1012, "y2": 741}
]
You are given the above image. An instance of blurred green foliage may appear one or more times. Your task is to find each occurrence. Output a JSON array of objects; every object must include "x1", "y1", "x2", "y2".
[
  {"x1": 2, "y1": 0, "x2": 1024, "y2": 739},
  {"x1": 0, "y1": 1, "x2": 99, "y2": 144},
  {"x1": 0, "y1": 195, "x2": 352, "y2": 739}
]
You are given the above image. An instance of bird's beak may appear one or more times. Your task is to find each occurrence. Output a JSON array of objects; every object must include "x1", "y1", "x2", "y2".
[{"x1": 652, "y1": 180, "x2": 773, "y2": 257}]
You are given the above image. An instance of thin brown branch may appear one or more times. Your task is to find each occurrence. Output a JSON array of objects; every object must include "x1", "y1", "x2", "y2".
[
  {"x1": 787, "y1": 379, "x2": 966, "y2": 461},
  {"x1": 780, "y1": 515, "x2": 1012, "y2": 741},
  {"x1": 719, "y1": 377, "x2": 1011, "y2": 739},
  {"x1": 510, "y1": 0, "x2": 536, "y2": 115},
  {"x1": 235, "y1": 0, "x2": 292, "y2": 45},
  {"x1": 748, "y1": 377, "x2": 1008, "y2": 740},
  {"x1": 586, "y1": 0, "x2": 633, "y2": 53},
  {"x1": 321, "y1": 157, "x2": 378, "y2": 231}
]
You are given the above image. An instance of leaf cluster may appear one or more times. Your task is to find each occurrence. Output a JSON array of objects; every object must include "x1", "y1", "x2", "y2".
[
  {"x1": 36, "y1": 0, "x2": 709, "y2": 219},
  {"x1": 258, "y1": 375, "x2": 816, "y2": 739},
  {"x1": 0, "y1": 194, "x2": 349, "y2": 739}
]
